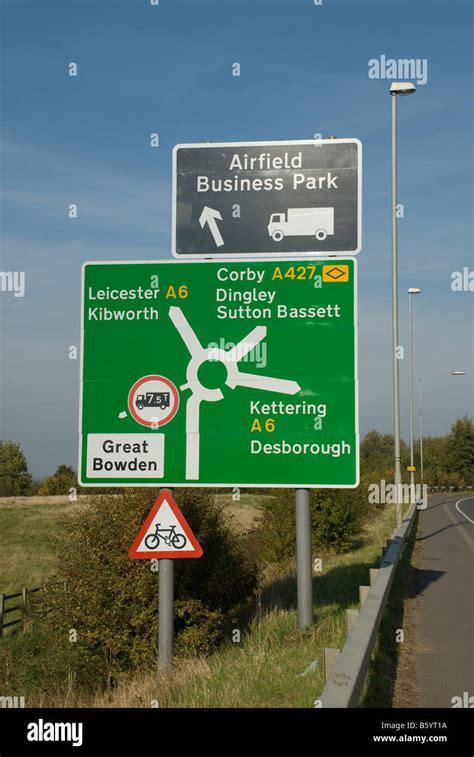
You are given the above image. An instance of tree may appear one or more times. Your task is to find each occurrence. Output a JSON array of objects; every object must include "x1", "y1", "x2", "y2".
[
  {"x1": 419, "y1": 435, "x2": 447, "y2": 485},
  {"x1": 0, "y1": 441, "x2": 33, "y2": 496},
  {"x1": 360, "y1": 430, "x2": 394, "y2": 473},
  {"x1": 37, "y1": 465, "x2": 77, "y2": 496},
  {"x1": 445, "y1": 417, "x2": 474, "y2": 484},
  {"x1": 360, "y1": 430, "x2": 410, "y2": 480}
]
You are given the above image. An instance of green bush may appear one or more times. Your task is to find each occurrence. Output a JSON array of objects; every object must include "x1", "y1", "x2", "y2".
[
  {"x1": 260, "y1": 487, "x2": 368, "y2": 562},
  {"x1": 0, "y1": 440, "x2": 32, "y2": 496},
  {"x1": 0, "y1": 625, "x2": 109, "y2": 701},
  {"x1": 429, "y1": 470, "x2": 466, "y2": 490},
  {"x1": 445, "y1": 417, "x2": 474, "y2": 483},
  {"x1": 174, "y1": 599, "x2": 224, "y2": 657},
  {"x1": 27, "y1": 488, "x2": 257, "y2": 692},
  {"x1": 311, "y1": 488, "x2": 368, "y2": 549},
  {"x1": 37, "y1": 465, "x2": 77, "y2": 496}
]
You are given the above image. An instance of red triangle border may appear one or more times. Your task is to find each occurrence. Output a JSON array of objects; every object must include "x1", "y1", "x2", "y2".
[{"x1": 128, "y1": 491, "x2": 203, "y2": 559}]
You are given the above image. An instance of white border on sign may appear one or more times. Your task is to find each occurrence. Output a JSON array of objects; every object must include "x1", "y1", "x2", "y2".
[
  {"x1": 171, "y1": 138, "x2": 362, "y2": 259},
  {"x1": 78, "y1": 257, "x2": 359, "y2": 489}
]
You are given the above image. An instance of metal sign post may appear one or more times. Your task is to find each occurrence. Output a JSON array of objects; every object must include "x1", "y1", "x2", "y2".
[
  {"x1": 128, "y1": 487, "x2": 202, "y2": 669},
  {"x1": 158, "y1": 487, "x2": 174, "y2": 669},
  {"x1": 158, "y1": 559, "x2": 174, "y2": 669},
  {"x1": 295, "y1": 488, "x2": 313, "y2": 628}
]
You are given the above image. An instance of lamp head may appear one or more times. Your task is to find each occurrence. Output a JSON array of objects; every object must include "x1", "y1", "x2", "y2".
[
  {"x1": 408, "y1": 288, "x2": 421, "y2": 294},
  {"x1": 390, "y1": 82, "x2": 416, "y2": 96},
  {"x1": 451, "y1": 371, "x2": 466, "y2": 376}
]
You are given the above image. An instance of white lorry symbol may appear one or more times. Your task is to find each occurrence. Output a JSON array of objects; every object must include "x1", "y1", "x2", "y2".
[{"x1": 268, "y1": 207, "x2": 335, "y2": 242}]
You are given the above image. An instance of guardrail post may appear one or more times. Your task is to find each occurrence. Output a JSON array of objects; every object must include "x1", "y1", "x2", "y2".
[
  {"x1": 0, "y1": 593, "x2": 4, "y2": 638},
  {"x1": 346, "y1": 608, "x2": 359, "y2": 636},
  {"x1": 323, "y1": 648, "x2": 340, "y2": 683},
  {"x1": 369, "y1": 568, "x2": 379, "y2": 585},
  {"x1": 359, "y1": 585, "x2": 370, "y2": 605}
]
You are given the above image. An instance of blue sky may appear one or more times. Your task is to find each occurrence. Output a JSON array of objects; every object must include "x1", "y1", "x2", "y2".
[{"x1": 0, "y1": 0, "x2": 473, "y2": 477}]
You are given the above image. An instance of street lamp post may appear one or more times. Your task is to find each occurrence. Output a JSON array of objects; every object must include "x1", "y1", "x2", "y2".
[
  {"x1": 390, "y1": 81, "x2": 416, "y2": 525},
  {"x1": 408, "y1": 288, "x2": 421, "y2": 503},
  {"x1": 419, "y1": 372, "x2": 467, "y2": 486}
]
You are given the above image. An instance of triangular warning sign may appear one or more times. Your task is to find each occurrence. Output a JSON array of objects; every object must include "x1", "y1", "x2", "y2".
[{"x1": 128, "y1": 491, "x2": 203, "y2": 559}]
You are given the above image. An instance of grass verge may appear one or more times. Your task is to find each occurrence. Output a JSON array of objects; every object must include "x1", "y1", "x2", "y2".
[
  {"x1": 1, "y1": 499, "x2": 401, "y2": 708},
  {"x1": 0, "y1": 500, "x2": 78, "y2": 591},
  {"x1": 69, "y1": 504, "x2": 398, "y2": 708},
  {"x1": 360, "y1": 509, "x2": 419, "y2": 707}
]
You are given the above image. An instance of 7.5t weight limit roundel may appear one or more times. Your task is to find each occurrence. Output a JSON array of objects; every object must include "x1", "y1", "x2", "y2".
[{"x1": 128, "y1": 375, "x2": 179, "y2": 428}]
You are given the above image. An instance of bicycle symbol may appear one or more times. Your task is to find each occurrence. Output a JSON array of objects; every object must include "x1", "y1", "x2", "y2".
[{"x1": 145, "y1": 523, "x2": 187, "y2": 550}]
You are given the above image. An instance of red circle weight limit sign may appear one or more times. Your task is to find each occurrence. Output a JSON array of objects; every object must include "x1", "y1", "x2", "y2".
[{"x1": 128, "y1": 375, "x2": 179, "y2": 428}]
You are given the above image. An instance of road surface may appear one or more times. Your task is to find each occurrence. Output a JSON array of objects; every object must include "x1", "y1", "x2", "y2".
[{"x1": 413, "y1": 493, "x2": 474, "y2": 707}]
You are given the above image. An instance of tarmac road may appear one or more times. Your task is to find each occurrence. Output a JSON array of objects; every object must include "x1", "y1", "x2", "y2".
[{"x1": 414, "y1": 493, "x2": 474, "y2": 707}]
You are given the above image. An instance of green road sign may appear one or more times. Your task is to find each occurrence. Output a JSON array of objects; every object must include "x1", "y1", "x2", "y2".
[{"x1": 79, "y1": 258, "x2": 358, "y2": 488}]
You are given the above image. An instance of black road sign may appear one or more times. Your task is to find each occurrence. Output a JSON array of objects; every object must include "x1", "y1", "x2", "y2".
[{"x1": 172, "y1": 139, "x2": 362, "y2": 258}]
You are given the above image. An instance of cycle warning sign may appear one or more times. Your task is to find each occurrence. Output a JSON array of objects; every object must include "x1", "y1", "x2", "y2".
[{"x1": 128, "y1": 491, "x2": 203, "y2": 559}]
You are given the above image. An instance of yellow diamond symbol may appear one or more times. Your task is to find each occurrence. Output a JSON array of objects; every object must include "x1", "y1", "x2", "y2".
[{"x1": 323, "y1": 265, "x2": 349, "y2": 282}]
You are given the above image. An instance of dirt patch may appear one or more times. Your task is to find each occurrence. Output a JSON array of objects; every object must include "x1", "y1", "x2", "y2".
[{"x1": 222, "y1": 503, "x2": 265, "y2": 534}]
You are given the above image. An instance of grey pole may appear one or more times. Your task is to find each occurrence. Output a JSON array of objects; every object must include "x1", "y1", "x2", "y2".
[
  {"x1": 158, "y1": 487, "x2": 174, "y2": 669},
  {"x1": 295, "y1": 488, "x2": 313, "y2": 629},
  {"x1": 408, "y1": 294, "x2": 415, "y2": 503},
  {"x1": 391, "y1": 93, "x2": 403, "y2": 526},
  {"x1": 419, "y1": 378, "x2": 424, "y2": 487}
]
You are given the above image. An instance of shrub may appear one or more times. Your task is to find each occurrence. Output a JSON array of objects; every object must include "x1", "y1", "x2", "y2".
[
  {"x1": 311, "y1": 488, "x2": 368, "y2": 549},
  {"x1": 37, "y1": 465, "x2": 77, "y2": 496},
  {"x1": 260, "y1": 486, "x2": 368, "y2": 562},
  {"x1": 174, "y1": 599, "x2": 224, "y2": 657},
  {"x1": 29, "y1": 488, "x2": 257, "y2": 691},
  {"x1": 429, "y1": 470, "x2": 466, "y2": 490},
  {"x1": 0, "y1": 625, "x2": 109, "y2": 701}
]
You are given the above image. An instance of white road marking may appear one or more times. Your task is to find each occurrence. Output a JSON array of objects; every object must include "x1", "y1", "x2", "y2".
[
  {"x1": 455, "y1": 496, "x2": 474, "y2": 524},
  {"x1": 169, "y1": 305, "x2": 300, "y2": 480}
]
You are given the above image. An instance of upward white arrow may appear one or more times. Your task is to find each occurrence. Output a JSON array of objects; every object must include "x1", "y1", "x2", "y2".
[{"x1": 199, "y1": 206, "x2": 224, "y2": 247}]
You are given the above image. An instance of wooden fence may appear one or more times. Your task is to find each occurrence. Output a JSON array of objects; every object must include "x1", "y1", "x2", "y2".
[{"x1": 0, "y1": 586, "x2": 41, "y2": 637}]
